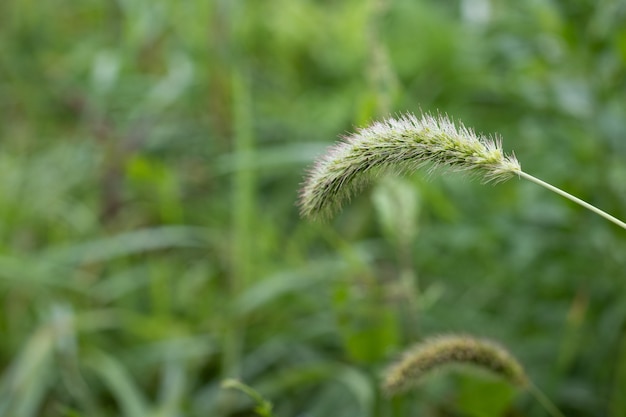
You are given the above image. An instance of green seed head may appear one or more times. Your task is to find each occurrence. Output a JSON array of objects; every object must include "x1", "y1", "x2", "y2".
[{"x1": 299, "y1": 113, "x2": 521, "y2": 219}]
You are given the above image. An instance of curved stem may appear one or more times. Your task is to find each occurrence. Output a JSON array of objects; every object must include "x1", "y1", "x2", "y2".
[
  {"x1": 528, "y1": 382, "x2": 566, "y2": 417},
  {"x1": 517, "y1": 171, "x2": 626, "y2": 231}
]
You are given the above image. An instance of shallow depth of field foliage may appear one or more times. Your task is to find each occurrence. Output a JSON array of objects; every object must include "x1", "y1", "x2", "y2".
[{"x1": 1, "y1": 0, "x2": 626, "y2": 416}]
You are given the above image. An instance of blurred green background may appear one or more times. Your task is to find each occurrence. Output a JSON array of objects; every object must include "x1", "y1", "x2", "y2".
[{"x1": 1, "y1": 0, "x2": 626, "y2": 416}]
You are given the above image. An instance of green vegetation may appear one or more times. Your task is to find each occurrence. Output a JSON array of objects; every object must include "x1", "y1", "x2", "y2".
[{"x1": 1, "y1": 0, "x2": 626, "y2": 416}]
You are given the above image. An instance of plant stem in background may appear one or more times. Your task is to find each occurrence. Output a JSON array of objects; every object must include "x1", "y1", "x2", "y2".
[
  {"x1": 366, "y1": 0, "x2": 420, "y2": 346},
  {"x1": 223, "y1": 69, "x2": 254, "y2": 380},
  {"x1": 365, "y1": 0, "x2": 397, "y2": 118},
  {"x1": 221, "y1": 379, "x2": 274, "y2": 417},
  {"x1": 219, "y1": 3, "x2": 256, "y2": 415}
]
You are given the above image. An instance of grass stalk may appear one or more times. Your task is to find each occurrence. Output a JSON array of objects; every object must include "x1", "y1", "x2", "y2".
[
  {"x1": 218, "y1": 7, "x2": 255, "y2": 416},
  {"x1": 517, "y1": 171, "x2": 626, "y2": 231},
  {"x1": 528, "y1": 382, "x2": 566, "y2": 417},
  {"x1": 221, "y1": 379, "x2": 274, "y2": 417},
  {"x1": 222, "y1": 72, "x2": 254, "y2": 387}
]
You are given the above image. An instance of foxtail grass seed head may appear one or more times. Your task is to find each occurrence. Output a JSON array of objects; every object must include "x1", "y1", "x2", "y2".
[
  {"x1": 299, "y1": 113, "x2": 521, "y2": 219},
  {"x1": 383, "y1": 334, "x2": 527, "y2": 395}
]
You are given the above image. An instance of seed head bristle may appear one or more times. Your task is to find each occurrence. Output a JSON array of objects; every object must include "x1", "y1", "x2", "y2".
[
  {"x1": 298, "y1": 112, "x2": 521, "y2": 219},
  {"x1": 382, "y1": 334, "x2": 528, "y2": 396}
]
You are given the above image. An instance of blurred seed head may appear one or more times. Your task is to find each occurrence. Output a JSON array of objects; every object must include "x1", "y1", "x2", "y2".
[{"x1": 382, "y1": 334, "x2": 528, "y2": 395}]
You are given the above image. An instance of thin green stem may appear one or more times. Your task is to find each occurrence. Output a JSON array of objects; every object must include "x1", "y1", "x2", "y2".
[
  {"x1": 528, "y1": 382, "x2": 566, "y2": 417},
  {"x1": 222, "y1": 379, "x2": 274, "y2": 417},
  {"x1": 518, "y1": 171, "x2": 626, "y2": 231}
]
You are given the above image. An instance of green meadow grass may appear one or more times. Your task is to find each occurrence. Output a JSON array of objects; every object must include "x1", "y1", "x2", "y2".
[{"x1": 1, "y1": 1, "x2": 626, "y2": 416}]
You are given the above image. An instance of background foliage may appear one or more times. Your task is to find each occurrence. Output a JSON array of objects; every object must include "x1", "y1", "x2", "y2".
[{"x1": 1, "y1": 0, "x2": 626, "y2": 416}]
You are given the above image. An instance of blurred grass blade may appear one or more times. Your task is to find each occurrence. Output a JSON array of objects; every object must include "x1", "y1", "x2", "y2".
[
  {"x1": 155, "y1": 361, "x2": 186, "y2": 417},
  {"x1": 372, "y1": 177, "x2": 420, "y2": 248},
  {"x1": 0, "y1": 256, "x2": 86, "y2": 292},
  {"x1": 89, "y1": 266, "x2": 151, "y2": 303},
  {"x1": 234, "y1": 259, "x2": 343, "y2": 316},
  {"x1": 0, "y1": 305, "x2": 73, "y2": 417},
  {"x1": 334, "y1": 366, "x2": 375, "y2": 417},
  {"x1": 86, "y1": 351, "x2": 149, "y2": 417},
  {"x1": 214, "y1": 143, "x2": 329, "y2": 176},
  {"x1": 41, "y1": 226, "x2": 213, "y2": 266}
]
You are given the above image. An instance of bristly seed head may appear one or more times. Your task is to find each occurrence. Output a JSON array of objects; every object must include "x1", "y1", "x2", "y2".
[
  {"x1": 382, "y1": 334, "x2": 528, "y2": 396},
  {"x1": 298, "y1": 112, "x2": 521, "y2": 219}
]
